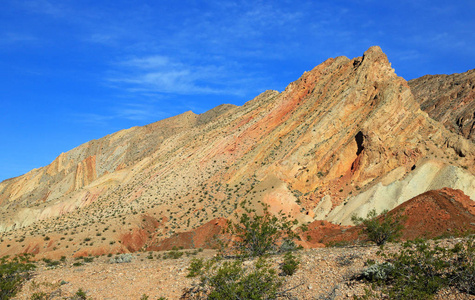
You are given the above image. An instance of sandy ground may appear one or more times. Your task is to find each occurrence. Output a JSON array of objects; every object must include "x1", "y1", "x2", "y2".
[{"x1": 14, "y1": 241, "x2": 475, "y2": 300}]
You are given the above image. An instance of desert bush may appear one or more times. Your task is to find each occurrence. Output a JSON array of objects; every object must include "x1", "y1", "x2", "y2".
[
  {"x1": 281, "y1": 251, "x2": 299, "y2": 276},
  {"x1": 358, "y1": 237, "x2": 475, "y2": 299},
  {"x1": 449, "y1": 237, "x2": 475, "y2": 295},
  {"x1": 278, "y1": 238, "x2": 299, "y2": 253},
  {"x1": 377, "y1": 239, "x2": 450, "y2": 299},
  {"x1": 109, "y1": 253, "x2": 133, "y2": 264},
  {"x1": 185, "y1": 257, "x2": 283, "y2": 300},
  {"x1": 30, "y1": 291, "x2": 48, "y2": 299},
  {"x1": 73, "y1": 288, "x2": 87, "y2": 300},
  {"x1": 351, "y1": 209, "x2": 404, "y2": 246},
  {"x1": 42, "y1": 258, "x2": 60, "y2": 268},
  {"x1": 82, "y1": 257, "x2": 94, "y2": 263},
  {"x1": 187, "y1": 258, "x2": 205, "y2": 278},
  {"x1": 360, "y1": 261, "x2": 394, "y2": 281},
  {"x1": 184, "y1": 202, "x2": 305, "y2": 298},
  {"x1": 0, "y1": 253, "x2": 36, "y2": 299},
  {"x1": 335, "y1": 253, "x2": 361, "y2": 267},
  {"x1": 226, "y1": 203, "x2": 301, "y2": 257},
  {"x1": 163, "y1": 247, "x2": 184, "y2": 259}
]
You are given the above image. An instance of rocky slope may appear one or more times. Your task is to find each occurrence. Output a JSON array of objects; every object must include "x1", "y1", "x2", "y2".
[
  {"x1": 304, "y1": 187, "x2": 475, "y2": 247},
  {"x1": 409, "y1": 68, "x2": 475, "y2": 142},
  {"x1": 1, "y1": 46, "x2": 474, "y2": 259}
]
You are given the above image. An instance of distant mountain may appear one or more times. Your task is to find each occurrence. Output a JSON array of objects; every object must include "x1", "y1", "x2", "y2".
[
  {"x1": 409, "y1": 68, "x2": 475, "y2": 142},
  {"x1": 1, "y1": 46, "x2": 473, "y2": 258}
]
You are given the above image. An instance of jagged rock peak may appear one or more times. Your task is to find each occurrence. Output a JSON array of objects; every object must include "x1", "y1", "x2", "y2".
[{"x1": 362, "y1": 45, "x2": 387, "y2": 61}]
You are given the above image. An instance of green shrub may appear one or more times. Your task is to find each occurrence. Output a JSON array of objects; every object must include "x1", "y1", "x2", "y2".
[
  {"x1": 360, "y1": 262, "x2": 394, "y2": 281},
  {"x1": 187, "y1": 258, "x2": 205, "y2": 278},
  {"x1": 358, "y1": 237, "x2": 475, "y2": 299},
  {"x1": 73, "y1": 288, "x2": 87, "y2": 300},
  {"x1": 30, "y1": 292, "x2": 48, "y2": 299},
  {"x1": 227, "y1": 203, "x2": 301, "y2": 257},
  {"x1": 379, "y1": 239, "x2": 450, "y2": 299},
  {"x1": 335, "y1": 253, "x2": 360, "y2": 266},
  {"x1": 0, "y1": 253, "x2": 36, "y2": 299},
  {"x1": 163, "y1": 249, "x2": 184, "y2": 259},
  {"x1": 281, "y1": 251, "x2": 299, "y2": 276},
  {"x1": 82, "y1": 257, "x2": 94, "y2": 263},
  {"x1": 185, "y1": 257, "x2": 283, "y2": 300},
  {"x1": 351, "y1": 209, "x2": 404, "y2": 246},
  {"x1": 449, "y1": 237, "x2": 475, "y2": 295},
  {"x1": 109, "y1": 253, "x2": 133, "y2": 264}
]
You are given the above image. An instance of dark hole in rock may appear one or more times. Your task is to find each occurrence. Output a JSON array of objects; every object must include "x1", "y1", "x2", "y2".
[
  {"x1": 355, "y1": 131, "x2": 364, "y2": 156},
  {"x1": 411, "y1": 165, "x2": 416, "y2": 171}
]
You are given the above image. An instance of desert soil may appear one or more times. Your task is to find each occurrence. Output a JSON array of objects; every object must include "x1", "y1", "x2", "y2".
[{"x1": 15, "y1": 240, "x2": 475, "y2": 300}]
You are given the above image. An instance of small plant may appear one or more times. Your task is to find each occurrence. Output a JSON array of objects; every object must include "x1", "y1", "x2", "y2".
[
  {"x1": 30, "y1": 292, "x2": 48, "y2": 300},
  {"x1": 74, "y1": 288, "x2": 87, "y2": 300},
  {"x1": 187, "y1": 258, "x2": 205, "y2": 278},
  {"x1": 335, "y1": 253, "x2": 360, "y2": 266},
  {"x1": 360, "y1": 262, "x2": 394, "y2": 281},
  {"x1": 163, "y1": 248, "x2": 184, "y2": 259},
  {"x1": 46, "y1": 260, "x2": 61, "y2": 267},
  {"x1": 281, "y1": 251, "x2": 299, "y2": 276},
  {"x1": 82, "y1": 257, "x2": 94, "y2": 263},
  {"x1": 351, "y1": 209, "x2": 405, "y2": 246},
  {"x1": 109, "y1": 253, "x2": 133, "y2": 264}
]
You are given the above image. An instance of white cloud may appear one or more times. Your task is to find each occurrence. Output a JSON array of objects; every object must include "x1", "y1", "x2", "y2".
[
  {"x1": 108, "y1": 55, "x2": 249, "y2": 96},
  {"x1": 75, "y1": 102, "x2": 168, "y2": 125},
  {"x1": 0, "y1": 32, "x2": 39, "y2": 46}
]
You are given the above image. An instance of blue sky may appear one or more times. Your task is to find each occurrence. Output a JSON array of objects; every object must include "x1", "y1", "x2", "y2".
[{"x1": 1, "y1": 0, "x2": 474, "y2": 181}]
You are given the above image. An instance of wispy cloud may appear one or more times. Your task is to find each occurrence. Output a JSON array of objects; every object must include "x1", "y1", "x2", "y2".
[
  {"x1": 0, "y1": 32, "x2": 39, "y2": 46},
  {"x1": 75, "y1": 102, "x2": 168, "y2": 126},
  {"x1": 107, "y1": 55, "x2": 249, "y2": 96}
]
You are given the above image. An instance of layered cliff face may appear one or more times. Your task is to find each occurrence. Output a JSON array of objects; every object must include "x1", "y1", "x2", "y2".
[
  {"x1": 409, "y1": 69, "x2": 475, "y2": 142},
  {"x1": 0, "y1": 46, "x2": 474, "y2": 258}
]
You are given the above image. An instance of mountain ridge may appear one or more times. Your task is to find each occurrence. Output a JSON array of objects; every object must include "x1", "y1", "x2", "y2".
[{"x1": 0, "y1": 46, "x2": 474, "y2": 259}]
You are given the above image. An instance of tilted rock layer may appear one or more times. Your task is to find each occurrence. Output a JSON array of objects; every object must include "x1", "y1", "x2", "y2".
[
  {"x1": 0, "y1": 46, "x2": 474, "y2": 258},
  {"x1": 409, "y1": 68, "x2": 475, "y2": 142}
]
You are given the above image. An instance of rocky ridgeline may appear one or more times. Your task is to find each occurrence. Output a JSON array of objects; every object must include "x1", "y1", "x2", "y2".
[{"x1": 410, "y1": 68, "x2": 475, "y2": 142}]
